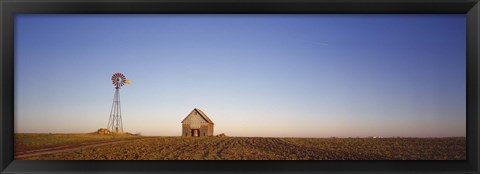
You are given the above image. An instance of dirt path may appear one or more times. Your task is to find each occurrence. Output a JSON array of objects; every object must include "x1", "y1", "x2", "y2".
[{"x1": 15, "y1": 137, "x2": 153, "y2": 160}]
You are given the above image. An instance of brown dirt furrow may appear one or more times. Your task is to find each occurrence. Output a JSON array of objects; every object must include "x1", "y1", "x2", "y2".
[
  {"x1": 14, "y1": 136, "x2": 466, "y2": 160},
  {"x1": 14, "y1": 137, "x2": 152, "y2": 160}
]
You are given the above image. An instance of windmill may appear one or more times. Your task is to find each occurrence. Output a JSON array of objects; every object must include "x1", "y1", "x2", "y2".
[{"x1": 107, "y1": 72, "x2": 131, "y2": 133}]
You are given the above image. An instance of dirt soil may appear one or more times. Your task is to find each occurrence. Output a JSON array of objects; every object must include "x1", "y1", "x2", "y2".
[{"x1": 15, "y1": 134, "x2": 466, "y2": 160}]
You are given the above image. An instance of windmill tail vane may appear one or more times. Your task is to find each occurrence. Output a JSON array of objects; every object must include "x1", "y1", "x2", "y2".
[{"x1": 107, "y1": 72, "x2": 130, "y2": 133}]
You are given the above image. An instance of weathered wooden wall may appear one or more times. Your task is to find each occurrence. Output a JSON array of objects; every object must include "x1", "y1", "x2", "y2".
[
  {"x1": 182, "y1": 111, "x2": 208, "y2": 129},
  {"x1": 208, "y1": 124, "x2": 214, "y2": 136},
  {"x1": 182, "y1": 124, "x2": 191, "y2": 137},
  {"x1": 182, "y1": 109, "x2": 214, "y2": 137},
  {"x1": 200, "y1": 125, "x2": 208, "y2": 137}
]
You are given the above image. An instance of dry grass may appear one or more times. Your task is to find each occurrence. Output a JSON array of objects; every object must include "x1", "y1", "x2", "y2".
[{"x1": 15, "y1": 134, "x2": 466, "y2": 160}]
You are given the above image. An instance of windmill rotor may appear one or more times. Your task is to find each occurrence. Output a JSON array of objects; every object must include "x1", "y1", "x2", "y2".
[{"x1": 111, "y1": 72, "x2": 127, "y2": 88}]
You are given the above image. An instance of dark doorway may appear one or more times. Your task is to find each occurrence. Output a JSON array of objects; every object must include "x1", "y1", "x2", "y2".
[{"x1": 191, "y1": 129, "x2": 199, "y2": 137}]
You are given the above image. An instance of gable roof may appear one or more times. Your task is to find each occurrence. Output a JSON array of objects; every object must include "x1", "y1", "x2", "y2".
[{"x1": 181, "y1": 108, "x2": 214, "y2": 124}]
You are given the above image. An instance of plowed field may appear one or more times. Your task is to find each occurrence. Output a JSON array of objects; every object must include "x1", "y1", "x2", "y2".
[{"x1": 15, "y1": 134, "x2": 466, "y2": 160}]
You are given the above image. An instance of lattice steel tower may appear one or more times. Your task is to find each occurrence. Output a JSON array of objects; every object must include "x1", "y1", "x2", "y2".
[{"x1": 107, "y1": 72, "x2": 130, "y2": 133}]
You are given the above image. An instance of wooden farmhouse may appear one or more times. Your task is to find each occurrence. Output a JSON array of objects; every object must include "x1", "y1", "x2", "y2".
[{"x1": 181, "y1": 108, "x2": 214, "y2": 137}]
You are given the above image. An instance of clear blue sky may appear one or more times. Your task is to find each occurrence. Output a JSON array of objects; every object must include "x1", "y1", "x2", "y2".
[{"x1": 14, "y1": 14, "x2": 466, "y2": 137}]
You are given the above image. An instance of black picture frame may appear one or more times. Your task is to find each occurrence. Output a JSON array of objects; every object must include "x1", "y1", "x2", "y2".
[{"x1": 1, "y1": 0, "x2": 479, "y2": 173}]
